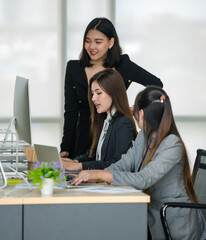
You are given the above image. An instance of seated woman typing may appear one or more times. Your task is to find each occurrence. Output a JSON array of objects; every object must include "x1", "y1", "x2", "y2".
[
  {"x1": 70, "y1": 86, "x2": 206, "y2": 240},
  {"x1": 61, "y1": 69, "x2": 137, "y2": 171}
]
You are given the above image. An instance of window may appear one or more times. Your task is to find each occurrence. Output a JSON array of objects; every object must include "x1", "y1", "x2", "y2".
[
  {"x1": 116, "y1": 0, "x2": 206, "y2": 116},
  {"x1": 0, "y1": 0, "x2": 205, "y2": 162}
]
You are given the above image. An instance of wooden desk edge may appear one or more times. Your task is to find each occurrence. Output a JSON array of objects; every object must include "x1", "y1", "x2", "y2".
[
  {"x1": 22, "y1": 195, "x2": 150, "y2": 204},
  {"x1": 0, "y1": 186, "x2": 150, "y2": 205},
  {"x1": 0, "y1": 195, "x2": 150, "y2": 205}
]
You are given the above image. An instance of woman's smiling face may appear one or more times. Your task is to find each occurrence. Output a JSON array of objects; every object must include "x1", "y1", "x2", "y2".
[{"x1": 84, "y1": 29, "x2": 114, "y2": 63}]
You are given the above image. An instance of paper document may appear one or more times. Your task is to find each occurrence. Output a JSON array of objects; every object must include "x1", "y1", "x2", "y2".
[
  {"x1": 15, "y1": 183, "x2": 65, "y2": 189},
  {"x1": 72, "y1": 186, "x2": 141, "y2": 194},
  {"x1": 15, "y1": 183, "x2": 37, "y2": 189}
]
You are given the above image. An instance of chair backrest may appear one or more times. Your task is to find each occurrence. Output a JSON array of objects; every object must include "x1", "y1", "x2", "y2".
[
  {"x1": 193, "y1": 149, "x2": 206, "y2": 218},
  {"x1": 193, "y1": 149, "x2": 206, "y2": 181},
  {"x1": 160, "y1": 149, "x2": 206, "y2": 239}
]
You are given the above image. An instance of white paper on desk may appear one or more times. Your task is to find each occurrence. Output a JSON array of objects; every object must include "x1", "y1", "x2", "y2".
[
  {"x1": 66, "y1": 182, "x2": 103, "y2": 189},
  {"x1": 15, "y1": 183, "x2": 65, "y2": 189},
  {"x1": 15, "y1": 183, "x2": 37, "y2": 189},
  {"x1": 73, "y1": 186, "x2": 141, "y2": 194}
]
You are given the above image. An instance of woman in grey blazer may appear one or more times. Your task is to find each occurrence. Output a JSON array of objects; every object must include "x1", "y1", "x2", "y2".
[
  {"x1": 71, "y1": 86, "x2": 206, "y2": 240},
  {"x1": 62, "y1": 69, "x2": 137, "y2": 171}
]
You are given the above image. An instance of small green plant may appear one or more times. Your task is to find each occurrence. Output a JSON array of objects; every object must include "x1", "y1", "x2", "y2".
[{"x1": 27, "y1": 161, "x2": 66, "y2": 189}]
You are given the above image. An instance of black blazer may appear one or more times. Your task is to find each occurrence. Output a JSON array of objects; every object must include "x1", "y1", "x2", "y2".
[
  {"x1": 61, "y1": 54, "x2": 163, "y2": 157},
  {"x1": 76, "y1": 115, "x2": 136, "y2": 170}
]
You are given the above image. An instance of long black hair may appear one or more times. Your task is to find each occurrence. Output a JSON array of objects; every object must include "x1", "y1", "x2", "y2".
[{"x1": 133, "y1": 86, "x2": 198, "y2": 203}]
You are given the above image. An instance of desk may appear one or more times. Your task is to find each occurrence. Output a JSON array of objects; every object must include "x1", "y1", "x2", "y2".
[{"x1": 0, "y1": 185, "x2": 150, "y2": 240}]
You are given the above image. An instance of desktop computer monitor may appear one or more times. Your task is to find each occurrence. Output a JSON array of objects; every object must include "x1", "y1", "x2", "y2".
[{"x1": 13, "y1": 76, "x2": 32, "y2": 145}]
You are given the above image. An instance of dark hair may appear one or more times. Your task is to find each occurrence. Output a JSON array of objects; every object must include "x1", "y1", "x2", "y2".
[
  {"x1": 88, "y1": 69, "x2": 137, "y2": 157},
  {"x1": 134, "y1": 86, "x2": 198, "y2": 203},
  {"x1": 80, "y1": 17, "x2": 122, "y2": 67}
]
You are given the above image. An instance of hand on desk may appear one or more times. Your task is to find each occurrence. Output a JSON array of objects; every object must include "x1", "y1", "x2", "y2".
[
  {"x1": 61, "y1": 158, "x2": 82, "y2": 171},
  {"x1": 70, "y1": 170, "x2": 113, "y2": 186}
]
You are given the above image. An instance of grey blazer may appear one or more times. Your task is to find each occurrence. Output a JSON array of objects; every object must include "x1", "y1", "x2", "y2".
[{"x1": 106, "y1": 130, "x2": 206, "y2": 240}]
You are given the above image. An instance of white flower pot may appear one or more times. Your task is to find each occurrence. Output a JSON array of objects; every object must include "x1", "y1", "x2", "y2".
[{"x1": 41, "y1": 178, "x2": 54, "y2": 196}]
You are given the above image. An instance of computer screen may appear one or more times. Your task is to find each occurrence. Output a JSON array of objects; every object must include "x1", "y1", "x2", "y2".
[
  {"x1": 13, "y1": 76, "x2": 32, "y2": 145},
  {"x1": 34, "y1": 144, "x2": 62, "y2": 165}
]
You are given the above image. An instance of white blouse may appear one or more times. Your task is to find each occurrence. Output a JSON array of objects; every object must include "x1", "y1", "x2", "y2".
[{"x1": 96, "y1": 108, "x2": 116, "y2": 161}]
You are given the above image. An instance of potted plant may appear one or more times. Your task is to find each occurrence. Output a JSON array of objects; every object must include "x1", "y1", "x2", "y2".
[{"x1": 27, "y1": 161, "x2": 66, "y2": 195}]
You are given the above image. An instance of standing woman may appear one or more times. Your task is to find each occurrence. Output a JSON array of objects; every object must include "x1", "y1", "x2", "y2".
[
  {"x1": 60, "y1": 17, "x2": 163, "y2": 158},
  {"x1": 62, "y1": 69, "x2": 137, "y2": 171},
  {"x1": 70, "y1": 86, "x2": 206, "y2": 240}
]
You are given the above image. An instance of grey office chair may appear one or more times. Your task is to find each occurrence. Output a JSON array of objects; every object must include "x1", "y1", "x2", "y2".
[
  {"x1": 193, "y1": 148, "x2": 206, "y2": 219},
  {"x1": 160, "y1": 149, "x2": 206, "y2": 240}
]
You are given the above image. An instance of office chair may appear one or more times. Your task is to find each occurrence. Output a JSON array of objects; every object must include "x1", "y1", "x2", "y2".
[{"x1": 160, "y1": 149, "x2": 206, "y2": 240}]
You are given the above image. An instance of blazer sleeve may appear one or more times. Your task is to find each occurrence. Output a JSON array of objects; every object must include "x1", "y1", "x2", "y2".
[
  {"x1": 105, "y1": 130, "x2": 145, "y2": 172},
  {"x1": 60, "y1": 61, "x2": 80, "y2": 154},
  {"x1": 108, "y1": 135, "x2": 183, "y2": 190},
  {"x1": 117, "y1": 54, "x2": 163, "y2": 88},
  {"x1": 82, "y1": 117, "x2": 135, "y2": 170},
  {"x1": 75, "y1": 150, "x2": 95, "y2": 162}
]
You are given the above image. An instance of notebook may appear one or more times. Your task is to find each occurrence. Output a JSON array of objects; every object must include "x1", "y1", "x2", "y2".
[
  {"x1": 33, "y1": 144, "x2": 79, "y2": 183},
  {"x1": 33, "y1": 144, "x2": 99, "y2": 188},
  {"x1": 34, "y1": 144, "x2": 63, "y2": 166}
]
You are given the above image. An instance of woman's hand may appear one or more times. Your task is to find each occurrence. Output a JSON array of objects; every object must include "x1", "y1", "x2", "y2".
[
  {"x1": 61, "y1": 158, "x2": 79, "y2": 163},
  {"x1": 70, "y1": 170, "x2": 113, "y2": 186},
  {"x1": 60, "y1": 151, "x2": 69, "y2": 158},
  {"x1": 61, "y1": 159, "x2": 82, "y2": 171}
]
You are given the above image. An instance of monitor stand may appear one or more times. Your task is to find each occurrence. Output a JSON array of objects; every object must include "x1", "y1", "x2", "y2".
[
  {"x1": 0, "y1": 161, "x2": 7, "y2": 189},
  {"x1": 0, "y1": 117, "x2": 31, "y2": 189}
]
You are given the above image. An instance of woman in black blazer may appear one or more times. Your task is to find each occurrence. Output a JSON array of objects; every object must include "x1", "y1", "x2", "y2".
[
  {"x1": 61, "y1": 69, "x2": 137, "y2": 170},
  {"x1": 60, "y1": 17, "x2": 163, "y2": 158}
]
